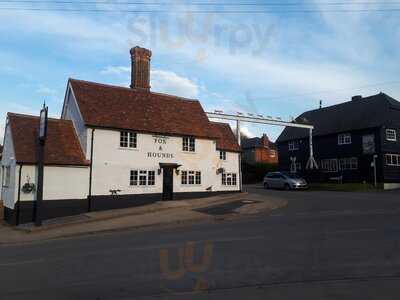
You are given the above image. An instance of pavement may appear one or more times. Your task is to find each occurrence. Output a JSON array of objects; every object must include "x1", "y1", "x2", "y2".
[
  {"x1": 1, "y1": 185, "x2": 400, "y2": 299},
  {"x1": 0, "y1": 191, "x2": 287, "y2": 244}
]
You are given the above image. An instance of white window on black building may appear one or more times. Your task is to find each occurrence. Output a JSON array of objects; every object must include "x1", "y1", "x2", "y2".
[
  {"x1": 339, "y1": 157, "x2": 358, "y2": 170},
  {"x1": 219, "y1": 151, "x2": 226, "y2": 160},
  {"x1": 120, "y1": 131, "x2": 137, "y2": 148},
  {"x1": 183, "y1": 137, "x2": 195, "y2": 152},
  {"x1": 288, "y1": 141, "x2": 299, "y2": 151},
  {"x1": 386, "y1": 129, "x2": 397, "y2": 142},
  {"x1": 222, "y1": 172, "x2": 237, "y2": 186},
  {"x1": 338, "y1": 133, "x2": 352, "y2": 145},
  {"x1": 130, "y1": 170, "x2": 155, "y2": 186},
  {"x1": 321, "y1": 159, "x2": 339, "y2": 172},
  {"x1": 386, "y1": 154, "x2": 400, "y2": 166}
]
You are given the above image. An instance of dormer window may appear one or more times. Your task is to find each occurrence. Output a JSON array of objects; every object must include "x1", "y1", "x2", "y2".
[
  {"x1": 386, "y1": 129, "x2": 397, "y2": 141},
  {"x1": 183, "y1": 137, "x2": 195, "y2": 152},
  {"x1": 338, "y1": 133, "x2": 351, "y2": 145},
  {"x1": 120, "y1": 131, "x2": 137, "y2": 148}
]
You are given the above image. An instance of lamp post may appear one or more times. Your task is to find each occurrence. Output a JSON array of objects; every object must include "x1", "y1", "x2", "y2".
[{"x1": 34, "y1": 104, "x2": 48, "y2": 226}]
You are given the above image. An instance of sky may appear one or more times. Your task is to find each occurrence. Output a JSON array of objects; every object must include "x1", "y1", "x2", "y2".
[{"x1": 0, "y1": 0, "x2": 400, "y2": 142}]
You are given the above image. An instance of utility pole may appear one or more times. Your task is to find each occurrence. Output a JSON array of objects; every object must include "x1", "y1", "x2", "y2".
[{"x1": 35, "y1": 104, "x2": 48, "y2": 226}]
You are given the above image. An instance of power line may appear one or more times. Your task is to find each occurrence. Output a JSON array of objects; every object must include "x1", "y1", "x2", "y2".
[
  {"x1": 0, "y1": 0, "x2": 400, "y2": 5},
  {"x1": 1, "y1": 7, "x2": 400, "y2": 13},
  {"x1": 261, "y1": 80, "x2": 400, "y2": 103}
]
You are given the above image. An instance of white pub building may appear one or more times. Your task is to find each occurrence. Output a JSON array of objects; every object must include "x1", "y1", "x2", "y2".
[{"x1": 1, "y1": 47, "x2": 241, "y2": 225}]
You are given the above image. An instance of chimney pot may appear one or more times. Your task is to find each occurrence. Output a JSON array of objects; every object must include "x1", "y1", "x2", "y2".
[
  {"x1": 130, "y1": 46, "x2": 152, "y2": 90},
  {"x1": 352, "y1": 95, "x2": 362, "y2": 101}
]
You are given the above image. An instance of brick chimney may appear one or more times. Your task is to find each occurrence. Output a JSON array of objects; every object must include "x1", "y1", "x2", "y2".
[
  {"x1": 261, "y1": 134, "x2": 269, "y2": 148},
  {"x1": 130, "y1": 46, "x2": 152, "y2": 90}
]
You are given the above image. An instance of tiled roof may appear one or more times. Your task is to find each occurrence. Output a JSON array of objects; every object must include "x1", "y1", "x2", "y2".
[
  {"x1": 8, "y1": 113, "x2": 89, "y2": 166},
  {"x1": 69, "y1": 79, "x2": 219, "y2": 139},
  {"x1": 241, "y1": 136, "x2": 276, "y2": 150},
  {"x1": 277, "y1": 93, "x2": 400, "y2": 143},
  {"x1": 210, "y1": 122, "x2": 241, "y2": 152}
]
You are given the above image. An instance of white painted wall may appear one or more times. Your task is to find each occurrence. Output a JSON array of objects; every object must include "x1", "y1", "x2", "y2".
[
  {"x1": 17, "y1": 165, "x2": 89, "y2": 202},
  {"x1": 62, "y1": 85, "x2": 88, "y2": 154},
  {"x1": 1, "y1": 123, "x2": 17, "y2": 209},
  {"x1": 384, "y1": 183, "x2": 400, "y2": 190},
  {"x1": 89, "y1": 128, "x2": 240, "y2": 196}
]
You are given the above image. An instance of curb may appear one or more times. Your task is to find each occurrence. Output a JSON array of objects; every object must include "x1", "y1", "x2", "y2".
[{"x1": 14, "y1": 192, "x2": 248, "y2": 233}]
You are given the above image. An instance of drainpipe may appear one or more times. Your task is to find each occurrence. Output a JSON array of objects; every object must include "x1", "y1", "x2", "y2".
[
  {"x1": 236, "y1": 120, "x2": 242, "y2": 192},
  {"x1": 16, "y1": 164, "x2": 22, "y2": 226},
  {"x1": 88, "y1": 128, "x2": 95, "y2": 212}
]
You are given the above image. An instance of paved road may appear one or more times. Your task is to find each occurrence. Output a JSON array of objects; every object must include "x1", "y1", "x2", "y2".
[{"x1": 1, "y1": 187, "x2": 400, "y2": 299}]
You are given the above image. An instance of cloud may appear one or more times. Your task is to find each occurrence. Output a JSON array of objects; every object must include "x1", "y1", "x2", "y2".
[
  {"x1": 240, "y1": 126, "x2": 255, "y2": 138},
  {"x1": 100, "y1": 66, "x2": 199, "y2": 98},
  {"x1": 151, "y1": 69, "x2": 199, "y2": 98}
]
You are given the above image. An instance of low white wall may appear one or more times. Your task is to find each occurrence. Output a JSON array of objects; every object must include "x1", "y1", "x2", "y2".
[
  {"x1": 384, "y1": 183, "x2": 400, "y2": 190},
  {"x1": 18, "y1": 165, "x2": 89, "y2": 202}
]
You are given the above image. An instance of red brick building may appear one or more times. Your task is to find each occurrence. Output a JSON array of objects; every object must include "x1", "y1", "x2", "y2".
[{"x1": 242, "y1": 134, "x2": 278, "y2": 165}]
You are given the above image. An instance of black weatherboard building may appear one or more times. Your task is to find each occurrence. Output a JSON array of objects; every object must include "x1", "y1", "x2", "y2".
[{"x1": 276, "y1": 93, "x2": 400, "y2": 189}]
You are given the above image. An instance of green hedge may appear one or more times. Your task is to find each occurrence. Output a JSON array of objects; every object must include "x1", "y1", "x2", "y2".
[{"x1": 241, "y1": 162, "x2": 278, "y2": 184}]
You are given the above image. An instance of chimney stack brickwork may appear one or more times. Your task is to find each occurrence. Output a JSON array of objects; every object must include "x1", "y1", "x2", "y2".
[{"x1": 130, "y1": 46, "x2": 152, "y2": 90}]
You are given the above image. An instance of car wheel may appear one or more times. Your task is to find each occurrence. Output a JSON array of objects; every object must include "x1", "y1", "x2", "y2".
[
  {"x1": 284, "y1": 183, "x2": 291, "y2": 191},
  {"x1": 264, "y1": 182, "x2": 269, "y2": 189}
]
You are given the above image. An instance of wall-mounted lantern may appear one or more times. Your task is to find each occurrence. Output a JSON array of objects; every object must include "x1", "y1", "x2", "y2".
[{"x1": 216, "y1": 168, "x2": 225, "y2": 175}]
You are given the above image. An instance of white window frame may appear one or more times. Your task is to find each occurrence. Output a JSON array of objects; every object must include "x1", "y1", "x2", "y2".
[
  {"x1": 181, "y1": 170, "x2": 201, "y2": 185},
  {"x1": 2, "y1": 166, "x2": 10, "y2": 187},
  {"x1": 120, "y1": 131, "x2": 137, "y2": 149},
  {"x1": 386, "y1": 154, "x2": 400, "y2": 166},
  {"x1": 130, "y1": 170, "x2": 155, "y2": 186},
  {"x1": 386, "y1": 129, "x2": 397, "y2": 142},
  {"x1": 222, "y1": 172, "x2": 237, "y2": 186},
  {"x1": 321, "y1": 159, "x2": 339, "y2": 173},
  {"x1": 288, "y1": 141, "x2": 299, "y2": 151},
  {"x1": 339, "y1": 157, "x2": 358, "y2": 170},
  {"x1": 338, "y1": 133, "x2": 352, "y2": 145},
  {"x1": 183, "y1": 137, "x2": 195, "y2": 152},
  {"x1": 219, "y1": 151, "x2": 226, "y2": 160}
]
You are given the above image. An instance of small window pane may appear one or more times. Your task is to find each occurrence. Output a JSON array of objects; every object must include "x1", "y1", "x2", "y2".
[
  {"x1": 148, "y1": 171, "x2": 155, "y2": 185},
  {"x1": 189, "y1": 138, "x2": 195, "y2": 152},
  {"x1": 120, "y1": 131, "x2": 128, "y2": 147},
  {"x1": 181, "y1": 171, "x2": 187, "y2": 184},
  {"x1": 188, "y1": 171, "x2": 195, "y2": 184},
  {"x1": 393, "y1": 155, "x2": 398, "y2": 166},
  {"x1": 220, "y1": 151, "x2": 226, "y2": 160},
  {"x1": 129, "y1": 132, "x2": 137, "y2": 148},
  {"x1": 130, "y1": 170, "x2": 138, "y2": 186},
  {"x1": 183, "y1": 137, "x2": 189, "y2": 151},
  {"x1": 139, "y1": 170, "x2": 147, "y2": 186},
  {"x1": 195, "y1": 171, "x2": 201, "y2": 185}
]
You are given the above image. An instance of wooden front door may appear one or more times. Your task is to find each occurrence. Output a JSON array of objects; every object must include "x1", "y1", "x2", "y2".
[{"x1": 162, "y1": 167, "x2": 174, "y2": 201}]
